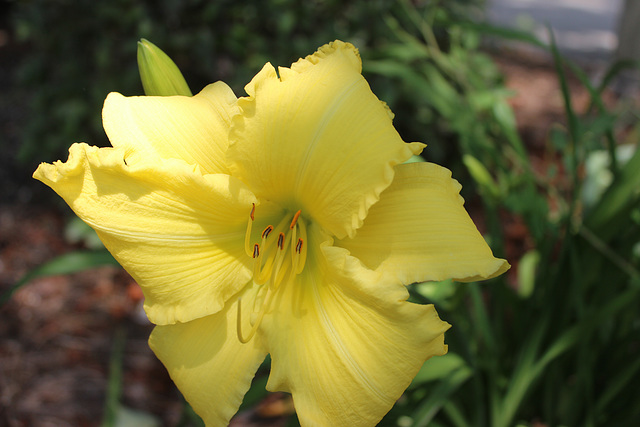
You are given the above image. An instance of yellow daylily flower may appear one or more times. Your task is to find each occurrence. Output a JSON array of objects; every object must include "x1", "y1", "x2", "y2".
[{"x1": 34, "y1": 40, "x2": 509, "y2": 426}]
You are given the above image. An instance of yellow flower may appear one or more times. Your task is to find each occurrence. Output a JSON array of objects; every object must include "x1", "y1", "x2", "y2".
[{"x1": 34, "y1": 41, "x2": 509, "y2": 426}]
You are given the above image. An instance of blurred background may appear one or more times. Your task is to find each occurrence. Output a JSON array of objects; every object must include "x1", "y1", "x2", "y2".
[{"x1": 1, "y1": 0, "x2": 639, "y2": 426}]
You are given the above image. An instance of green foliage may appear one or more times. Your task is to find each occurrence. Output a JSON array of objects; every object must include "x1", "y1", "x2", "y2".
[
  {"x1": 3, "y1": 250, "x2": 119, "y2": 305},
  {"x1": 12, "y1": 0, "x2": 423, "y2": 166},
  {"x1": 12, "y1": 0, "x2": 487, "y2": 169},
  {"x1": 375, "y1": 7, "x2": 640, "y2": 427}
]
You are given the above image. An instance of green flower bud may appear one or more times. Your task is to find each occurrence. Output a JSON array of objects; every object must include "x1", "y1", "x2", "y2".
[{"x1": 137, "y1": 38, "x2": 192, "y2": 96}]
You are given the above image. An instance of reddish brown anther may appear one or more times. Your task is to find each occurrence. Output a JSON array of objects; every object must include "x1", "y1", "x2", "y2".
[
  {"x1": 262, "y1": 225, "x2": 274, "y2": 239},
  {"x1": 290, "y1": 210, "x2": 301, "y2": 229}
]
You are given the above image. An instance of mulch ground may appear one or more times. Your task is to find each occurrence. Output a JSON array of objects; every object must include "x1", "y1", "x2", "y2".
[
  {"x1": 0, "y1": 204, "x2": 181, "y2": 426},
  {"x1": 0, "y1": 205, "x2": 295, "y2": 426}
]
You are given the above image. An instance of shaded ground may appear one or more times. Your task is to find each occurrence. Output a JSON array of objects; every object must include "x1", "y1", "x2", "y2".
[
  {"x1": 0, "y1": 50, "x2": 628, "y2": 426},
  {"x1": 0, "y1": 204, "x2": 180, "y2": 426}
]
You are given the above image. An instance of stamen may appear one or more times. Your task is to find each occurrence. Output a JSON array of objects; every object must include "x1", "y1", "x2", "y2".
[
  {"x1": 290, "y1": 210, "x2": 302, "y2": 229},
  {"x1": 254, "y1": 224, "x2": 279, "y2": 285},
  {"x1": 273, "y1": 259, "x2": 291, "y2": 290},
  {"x1": 295, "y1": 216, "x2": 307, "y2": 274},
  {"x1": 237, "y1": 287, "x2": 277, "y2": 344},
  {"x1": 290, "y1": 219, "x2": 298, "y2": 271},
  {"x1": 252, "y1": 243, "x2": 264, "y2": 281},
  {"x1": 261, "y1": 225, "x2": 273, "y2": 239},
  {"x1": 239, "y1": 208, "x2": 310, "y2": 343},
  {"x1": 255, "y1": 255, "x2": 275, "y2": 285},
  {"x1": 272, "y1": 233, "x2": 290, "y2": 289},
  {"x1": 245, "y1": 203, "x2": 255, "y2": 257},
  {"x1": 254, "y1": 217, "x2": 290, "y2": 286},
  {"x1": 236, "y1": 297, "x2": 247, "y2": 342}
]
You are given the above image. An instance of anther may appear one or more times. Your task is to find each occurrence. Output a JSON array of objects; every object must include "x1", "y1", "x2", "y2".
[
  {"x1": 252, "y1": 244, "x2": 260, "y2": 258},
  {"x1": 250, "y1": 203, "x2": 256, "y2": 221},
  {"x1": 262, "y1": 225, "x2": 273, "y2": 239},
  {"x1": 277, "y1": 232, "x2": 285, "y2": 250},
  {"x1": 295, "y1": 218, "x2": 307, "y2": 274},
  {"x1": 290, "y1": 210, "x2": 302, "y2": 229}
]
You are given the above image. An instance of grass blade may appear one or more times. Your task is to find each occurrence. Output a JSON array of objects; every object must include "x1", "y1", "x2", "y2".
[{"x1": 101, "y1": 325, "x2": 126, "y2": 427}]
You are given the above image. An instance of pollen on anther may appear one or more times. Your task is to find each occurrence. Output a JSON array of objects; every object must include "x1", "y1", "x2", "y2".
[
  {"x1": 262, "y1": 225, "x2": 274, "y2": 239},
  {"x1": 277, "y1": 233, "x2": 285, "y2": 250},
  {"x1": 296, "y1": 238, "x2": 304, "y2": 253},
  {"x1": 252, "y1": 244, "x2": 260, "y2": 258},
  {"x1": 250, "y1": 203, "x2": 256, "y2": 221},
  {"x1": 290, "y1": 210, "x2": 302, "y2": 229}
]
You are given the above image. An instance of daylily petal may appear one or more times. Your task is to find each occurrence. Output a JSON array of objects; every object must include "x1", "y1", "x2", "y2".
[
  {"x1": 261, "y1": 226, "x2": 449, "y2": 426},
  {"x1": 149, "y1": 283, "x2": 268, "y2": 426},
  {"x1": 33, "y1": 143, "x2": 257, "y2": 325},
  {"x1": 338, "y1": 162, "x2": 510, "y2": 284},
  {"x1": 228, "y1": 40, "x2": 422, "y2": 240},
  {"x1": 103, "y1": 82, "x2": 237, "y2": 174}
]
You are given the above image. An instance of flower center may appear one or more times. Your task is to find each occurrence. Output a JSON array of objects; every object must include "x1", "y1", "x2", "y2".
[{"x1": 237, "y1": 203, "x2": 308, "y2": 343}]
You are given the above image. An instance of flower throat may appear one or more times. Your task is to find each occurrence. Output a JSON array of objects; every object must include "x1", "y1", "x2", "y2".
[{"x1": 237, "y1": 204, "x2": 308, "y2": 343}]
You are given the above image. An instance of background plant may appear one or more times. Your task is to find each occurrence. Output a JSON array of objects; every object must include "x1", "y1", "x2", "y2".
[
  {"x1": 369, "y1": 3, "x2": 640, "y2": 427},
  {"x1": 11, "y1": 0, "x2": 483, "y2": 169}
]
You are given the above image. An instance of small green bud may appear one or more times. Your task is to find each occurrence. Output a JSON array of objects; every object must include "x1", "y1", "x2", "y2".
[
  {"x1": 137, "y1": 38, "x2": 192, "y2": 96},
  {"x1": 517, "y1": 250, "x2": 540, "y2": 298}
]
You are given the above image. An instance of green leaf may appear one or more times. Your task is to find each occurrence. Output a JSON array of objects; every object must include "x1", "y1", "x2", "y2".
[
  {"x1": 411, "y1": 365, "x2": 473, "y2": 427},
  {"x1": 586, "y1": 144, "x2": 640, "y2": 240},
  {"x1": 463, "y1": 154, "x2": 501, "y2": 199},
  {"x1": 595, "y1": 357, "x2": 640, "y2": 416},
  {"x1": 410, "y1": 353, "x2": 469, "y2": 387},
  {"x1": 2, "y1": 250, "x2": 120, "y2": 305},
  {"x1": 412, "y1": 279, "x2": 457, "y2": 308},
  {"x1": 64, "y1": 216, "x2": 105, "y2": 249},
  {"x1": 454, "y1": 20, "x2": 547, "y2": 49}
]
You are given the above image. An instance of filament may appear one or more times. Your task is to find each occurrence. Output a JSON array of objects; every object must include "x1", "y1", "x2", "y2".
[{"x1": 244, "y1": 203, "x2": 255, "y2": 257}]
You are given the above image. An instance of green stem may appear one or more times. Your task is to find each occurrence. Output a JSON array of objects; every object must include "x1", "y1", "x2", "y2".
[
  {"x1": 101, "y1": 325, "x2": 126, "y2": 427},
  {"x1": 579, "y1": 226, "x2": 640, "y2": 280}
]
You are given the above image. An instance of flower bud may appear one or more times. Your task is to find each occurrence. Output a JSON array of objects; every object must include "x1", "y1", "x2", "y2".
[{"x1": 137, "y1": 38, "x2": 192, "y2": 96}]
